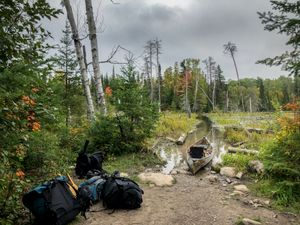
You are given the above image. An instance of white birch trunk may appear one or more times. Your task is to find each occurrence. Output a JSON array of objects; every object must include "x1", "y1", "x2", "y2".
[
  {"x1": 85, "y1": 0, "x2": 107, "y2": 115},
  {"x1": 192, "y1": 75, "x2": 199, "y2": 112},
  {"x1": 212, "y1": 71, "x2": 216, "y2": 111},
  {"x1": 63, "y1": 0, "x2": 95, "y2": 121}
]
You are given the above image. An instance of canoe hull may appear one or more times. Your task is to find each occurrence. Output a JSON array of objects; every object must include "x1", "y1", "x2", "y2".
[
  {"x1": 186, "y1": 137, "x2": 213, "y2": 174},
  {"x1": 186, "y1": 154, "x2": 213, "y2": 174}
]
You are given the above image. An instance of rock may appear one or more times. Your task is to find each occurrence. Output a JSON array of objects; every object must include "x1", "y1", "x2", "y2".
[
  {"x1": 230, "y1": 190, "x2": 246, "y2": 196},
  {"x1": 242, "y1": 218, "x2": 262, "y2": 225},
  {"x1": 210, "y1": 171, "x2": 216, "y2": 174},
  {"x1": 176, "y1": 133, "x2": 187, "y2": 145},
  {"x1": 145, "y1": 168, "x2": 152, "y2": 173},
  {"x1": 263, "y1": 200, "x2": 270, "y2": 206},
  {"x1": 220, "y1": 167, "x2": 236, "y2": 178},
  {"x1": 248, "y1": 160, "x2": 264, "y2": 174},
  {"x1": 207, "y1": 175, "x2": 218, "y2": 183},
  {"x1": 225, "y1": 178, "x2": 232, "y2": 184},
  {"x1": 234, "y1": 184, "x2": 250, "y2": 193},
  {"x1": 222, "y1": 184, "x2": 227, "y2": 187},
  {"x1": 149, "y1": 183, "x2": 155, "y2": 188},
  {"x1": 120, "y1": 172, "x2": 129, "y2": 177},
  {"x1": 138, "y1": 172, "x2": 175, "y2": 187},
  {"x1": 170, "y1": 170, "x2": 178, "y2": 175},
  {"x1": 236, "y1": 171, "x2": 243, "y2": 179}
]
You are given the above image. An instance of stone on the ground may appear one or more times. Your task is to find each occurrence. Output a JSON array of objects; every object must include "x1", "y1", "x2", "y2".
[
  {"x1": 234, "y1": 184, "x2": 250, "y2": 193},
  {"x1": 236, "y1": 171, "x2": 243, "y2": 179},
  {"x1": 230, "y1": 190, "x2": 246, "y2": 196},
  {"x1": 210, "y1": 170, "x2": 216, "y2": 174},
  {"x1": 220, "y1": 167, "x2": 236, "y2": 178},
  {"x1": 248, "y1": 160, "x2": 264, "y2": 174},
  {"x1": 176, "y1": 133, "x2": 187, "y2": 145},
  {"x1": 242, "y1": 218, "x2": 262, "y2": 225},
  {"x1": 170, "y1": 169, "x2": 178, "y2": 175},
  {"x1": 138, "y1": 172, "x2": 175, "y2": 187},
  {"x1": 120, "y1": 172, "x2": 129, "y2": 177},
  {"x1": 225, "y1": 178, "x2": 232, "y2": 183},
  {"x1": 207, "y1": 175, "x2": 218, "y2": 183}
]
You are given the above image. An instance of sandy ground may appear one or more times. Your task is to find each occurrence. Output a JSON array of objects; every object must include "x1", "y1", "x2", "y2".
[{"x1": 75, "y1": 172, "x2": 299, "y2": 225}]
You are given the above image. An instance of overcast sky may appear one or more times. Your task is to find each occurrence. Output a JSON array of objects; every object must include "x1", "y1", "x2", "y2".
[{"x1": 46, "y1": 0, "x2": 289, "y2": 80}]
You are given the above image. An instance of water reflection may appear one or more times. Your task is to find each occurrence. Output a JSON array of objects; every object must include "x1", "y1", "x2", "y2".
[{"x1": 155, "y1": 119, "x2": 226, "y2": 174}]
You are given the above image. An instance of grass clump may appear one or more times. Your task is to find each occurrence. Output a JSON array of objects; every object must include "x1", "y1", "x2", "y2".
[
  {"x1": 155, "y1": 111, "x2": 198, "y2": 139},
  {"x1": 103, "y1": 152, "x2": 164, "y2": 177},
  {"x1": 222, "y1": 153, "x2": 256, "y2": 172}
]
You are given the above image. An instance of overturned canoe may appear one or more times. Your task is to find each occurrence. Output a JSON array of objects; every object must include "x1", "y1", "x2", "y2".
[{"x1": 186, "y1": 137, "x2": 213, "y2": 175}]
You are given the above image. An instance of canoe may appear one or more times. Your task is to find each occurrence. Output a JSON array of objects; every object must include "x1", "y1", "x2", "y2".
[{"x1": 186, "y1": 137, "x2": 213, "y2": 174}]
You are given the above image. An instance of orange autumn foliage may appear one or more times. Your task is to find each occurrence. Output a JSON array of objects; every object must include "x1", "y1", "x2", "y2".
[
  {"x1": 31, "y1": 122, "x2": 41, "y2": 131},
  {"x1": 16, "y1": 170, "x2": 25, "y2": 179},
  {"x1": 105, "y1": 86, "x2": 112, "y2": 96},
  {"x1": 31, "y1": 87, "x2": 39, "y2": 93},
  {"x1": 21, "y1": 95, "x2": 36, "y2": 106}
]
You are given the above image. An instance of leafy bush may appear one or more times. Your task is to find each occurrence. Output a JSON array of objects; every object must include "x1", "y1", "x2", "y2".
[
  {"x1": 259, "y1": 101, "x2": 300, "y2": 207},
  {"x1": 89, "y1": 64, "x2": 159, "y2": 155}
]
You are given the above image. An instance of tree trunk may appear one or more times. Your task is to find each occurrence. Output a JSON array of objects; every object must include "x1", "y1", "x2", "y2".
[
  {"x1": 155, "y1": 39, "x2": 161, "y2": 112},
  {"x1": 85, "y1": 0, "x2": 107, "y2": 115},
  {"x1": 185, "y1": 70, "x2": 191, "y2": 118},
  {"x1": 231, "y1": 52, "x2": 245, "y2": 111},
  {"x1": 212, "y1": 70, "x2": 216, "y2": 111},
  {"x1": 226, "y1": 90, "x2": 229, "y2": 112},
  {"x1": 192, "y1": 74, "x2": 199, "y2": 112},
  {"x1": 149, "y1": 44, "x2": 154, "y2": 102},
  {"x1": 63, "y1": 0, "x2": 95, "y2": 121}
]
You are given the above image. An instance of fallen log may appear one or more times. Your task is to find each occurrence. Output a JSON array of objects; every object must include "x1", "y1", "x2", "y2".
[
  {"x1": 176, "y1": 133, "x2": 187, "y2": 145},
  {"x1": 228, "y1": 147, "x2": 259, "y2": 155},
  {"x1": 166, "y1": 137, "x2": 176, "y2": 143},
  {"x1": 232, "y1": 141, "x2": 246, "y2": 147}
]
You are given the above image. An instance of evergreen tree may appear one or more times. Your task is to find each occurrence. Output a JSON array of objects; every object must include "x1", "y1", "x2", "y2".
[
  {"x1": 258, "y1": 0, "x2": 300, "y2": 77},
  {"x1": 90, "y1": 63, "x2": 159, "y2": 155}
]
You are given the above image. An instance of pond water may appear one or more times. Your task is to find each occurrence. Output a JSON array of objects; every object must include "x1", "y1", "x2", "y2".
[{"x1": 154, "y1": 118, "x2": 226, "y2": 174}]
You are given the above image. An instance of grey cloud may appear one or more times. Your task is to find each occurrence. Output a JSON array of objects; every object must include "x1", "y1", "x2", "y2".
[{"x1": 45, "y1": 0, "x2": 288, "y2": 79}]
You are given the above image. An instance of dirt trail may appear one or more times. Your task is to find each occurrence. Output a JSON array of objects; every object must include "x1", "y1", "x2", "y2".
[{"x1": 76, "y1": 173, "x2": 299, "y2": 225}]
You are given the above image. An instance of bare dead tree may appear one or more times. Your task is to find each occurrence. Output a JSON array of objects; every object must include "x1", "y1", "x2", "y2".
[
  {"x1": 63, "y1": 0, "x2": 95, "y2": 121},
  {"x1": 223, "y1": 41, "x2": 245, "y2": 111},
  {"x1": 154, "y1": 38, "x2": 162, "y2": 112},
  {"x1": 85, "y1": 0, "x2": 107, "y2": 114}
]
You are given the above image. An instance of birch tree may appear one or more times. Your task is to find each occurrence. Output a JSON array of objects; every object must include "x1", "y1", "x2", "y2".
[
  {"x1": 63, "y1": 0, "x2": 95, "y2": 120},
  {"x1": 85, "y1": 0, "x2": 107, "y2": 114}
]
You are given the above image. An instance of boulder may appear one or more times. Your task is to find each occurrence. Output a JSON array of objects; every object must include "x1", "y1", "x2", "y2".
[
  {"x1": 234, "y1": 184, "x2": 250, "y2": 193},
  {"x1": 220, "y1": 167, "x2": 236, "y2": 178},
  {"x1": 248, "y1": 160, "x2": 264, "y2": 174},
  {"x1": 236, "y1": 172, "x2": 243, "y2": 179},
  {"x1": 138, "y1": 172, "x2": 175, "y2": 187}
]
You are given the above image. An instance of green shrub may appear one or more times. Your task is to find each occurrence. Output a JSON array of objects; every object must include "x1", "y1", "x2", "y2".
[{"x1": 89, "y1": 64, "x2": 159, "y2": 155}]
